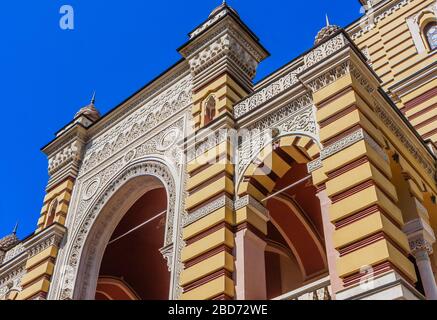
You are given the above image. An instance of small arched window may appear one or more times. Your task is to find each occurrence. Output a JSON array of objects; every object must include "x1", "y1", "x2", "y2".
[
  {"x1": 424, "y1": 22, "x2": 437, "y2": 51},
  {"x1": 46, "y1": 199, "x2": 58, "y2": 227},
  {"x1": 204, "y1": 95, "x2": 216, "y2": 126}
]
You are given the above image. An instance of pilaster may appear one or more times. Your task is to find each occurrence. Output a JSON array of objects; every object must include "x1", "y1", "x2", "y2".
[{"x1": 303, "y1": 31, "x2": 419, "y2": 298}]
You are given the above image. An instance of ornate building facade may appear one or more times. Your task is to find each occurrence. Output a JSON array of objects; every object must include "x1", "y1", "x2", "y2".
[{"x1": 1, "y1": 0, "x2": 436, "y2": 300}]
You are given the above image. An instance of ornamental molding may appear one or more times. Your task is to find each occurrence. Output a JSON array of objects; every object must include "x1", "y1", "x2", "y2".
[
  {"x1": 159, "y1": 244, "x2": 174, "y2": 272},
  {"x1": 350, "y1": 0, "x2": 413, "y2": 41},
  {"x1": 234, "y1": 34, "x2": 349, "y2": 118},
  {"x1": 409, "y1": 238, "x2": 434, "y2": 256},
  {"x1": 79, "y1": 75, "x2": 192, "y2": 176},
  {"x1": 305, "y1": 60, "x2": 375, "y2": 94},
  {"x1": 48, "y1": 140, "x2": 85, "y2": 176},
  {"x1": 238, "y1": 97, "x2": 317, "y2": 179},
  {"x1": 54, "y1": 160, "x2": 179, "y2": 300},
  {"x1": 2, "y1": 243, "x2": 25, "y2": 265},
  {"x1": 0, "y1": 265, "x2": 25, "y2": 300},
  {"x1": 307, "y1": 128, "x2": 388, "y2": 173},
  {"x1": 189, "y1": 9, "x2": 227, "y2": 39},
  {"x1": 183, "y1": 195, "x2": 234, "y2": 227},
  {"x1": 73, "y1": 118, "x2": 185, "y2": 232},
  {"x1": 24, "y1": 224, "x2": 66, "y2": 259},
  {"x1": 183, "y1": 18, "x2": 265, "y2": 63},
  {"x1": 234, "y1": 195, "x2": 269, "y2": 218},
  {"x1": 186, "y1": 129, "x2": 228, "y2": 162},
  {"x1": 373, "y1": 101, "x2": 436, "y2": 180},
  {"x1": 188, "y1": 33, "x2": 258, "y2": 79}
]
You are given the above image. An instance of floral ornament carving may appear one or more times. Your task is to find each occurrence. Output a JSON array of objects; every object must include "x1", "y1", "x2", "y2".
[
  {"x1": 0, "y1": 265, "x2": 25, "y2": 299},
  {"x1": 189, "y1": 33, "x2": 258, "y2": 79},
  {"x1": 80, "y1": 76, "x2": 191, "y2": 175},
  {"x1": 304, "y1": 34, "x2": 349, "y2": 68},
  {"x1": 74, "y1": 119, "x2": 184, "y2": 232},
  {"x1": 48, "y1": 141, "x2": 84, "y2": 176},
  {"x1": 374, "y1": 101, "x2": 435, "y2": 180},
  {"x1": 59, "y1": 161, "x2": 177, "y2": 300},
  {"x1": 234, "y1": 34, "x2": 349, "y2": 118},
  {"x1": 3, "y1": 244, "x2": 25, "y2": 265},
  {"x1": 238, "y1": 96, "x2": 317, "y2": 178}
]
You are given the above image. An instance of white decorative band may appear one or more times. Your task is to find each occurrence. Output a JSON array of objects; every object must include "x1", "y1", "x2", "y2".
[
  {"x1": 183, "y1": 195, "x2": 234, "y2": 227},
  {"x1": 307, "y1": 128, "x2": 388, "y2": 173}
]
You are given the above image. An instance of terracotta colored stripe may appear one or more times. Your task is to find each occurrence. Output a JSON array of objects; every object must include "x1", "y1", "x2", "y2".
[
  {"x1": 335, "y1": 204, "x2": 402, "y2": 230},
  {"x1": 274, "y1": 147, "x2": 296, "y2": 166},
  {"x1": 316, "y1": 86, "x2": 354, "y2": 109},
  {"x1": 322, "y1": 124, "x2": 362, "y2": 146},
  {"x1": 404, "y1": 86, "x2": 437, "y2": 111},
  {"x1": 407, "y1": 102, "x2": 437, "y2": 120},
  {"x1": 423, "y1": 127, "x2": 437, "y2": 139},
  {"x1": 183, "y1": 269, "x2": 232, "y2": 293},
  {"x1": 234, "y1": 222, "x2": 266, "y2": 241},
  {"x1": 339, "y1": 231, "x2": 409, "y2": 257},
  {"x1": 185, "y1": 223, "x2": 231, "y2": 246},
  {"x1": 248, "y1": 178, "x2": 270, "y2": 197},
  {"x1": 414, "y1": 114, "x2": 437, "y2": 130},
  {"x1": 184, "y1": 245, "x2": 233, "y2": 269},
  {"x1": 331, "y1": 180, "x2": 374, "y2": 203},
  {"x1": 319, "y1": 105, "x2": 358, "y2": 128},
  {"x1": 327, "y1": 156, "x2": 369, "y2": 180},
  {"x1": 188, "y1": 171, "x2": 233, "y2": 194},
  {"x1": 186, "y1": 192, "x2": 231, "y2": 214}
]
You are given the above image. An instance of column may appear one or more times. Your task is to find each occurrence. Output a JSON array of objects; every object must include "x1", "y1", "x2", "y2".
[{"x1": 404, "y1": 218, "x2": 437, "y2": 300}]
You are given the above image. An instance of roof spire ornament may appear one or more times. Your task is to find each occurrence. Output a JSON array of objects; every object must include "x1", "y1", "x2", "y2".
[
  {"x1": 12, "y1": 221, "x2": 18, "y2": 235},
  {"x1": 74, "y1": 90, "x2": 101, "y2": 122},
  {"x1": 314, "y1": 14, "x2": 341, "y2": 45},
  {"x1": 90, "y1": 91, "x2": 96, "y2": 105}
]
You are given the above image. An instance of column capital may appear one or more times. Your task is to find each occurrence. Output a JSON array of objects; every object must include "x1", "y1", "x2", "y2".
[{"x1": 403, "y1": 218, "x2": 436, "y2": 256}]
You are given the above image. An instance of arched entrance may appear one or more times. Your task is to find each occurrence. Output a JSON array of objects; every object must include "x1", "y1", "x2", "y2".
[
  {"x1": 49, "y1": 160, "x2": 180, "y2": 300},
  {"x1": 95, "y1": 187, "x2": 170, "y2": 300},
  {"x1": 237, "y1": 134, "x2": 329, "y2": 299}
]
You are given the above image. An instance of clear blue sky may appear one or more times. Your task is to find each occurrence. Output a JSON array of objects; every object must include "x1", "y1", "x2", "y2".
[{"x1": 0, "y1": 0, "x2": 362, "y2": 239}]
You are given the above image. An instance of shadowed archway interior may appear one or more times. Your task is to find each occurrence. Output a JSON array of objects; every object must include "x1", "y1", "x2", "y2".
[{"x1": 95, "y1": 187, "x2": 170, "y2": 300}]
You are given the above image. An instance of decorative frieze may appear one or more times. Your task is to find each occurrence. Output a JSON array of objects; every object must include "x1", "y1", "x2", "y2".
[
  {"x1": 234, "y1": 33, "x2": 349, "y2": 118},
  {"x1": 3, "y1": 244, "x2": 25, "y2": 265},
  {"x1": 183, "y1": 195, "x2": 234, "y2": 227},
  {"x1": 234, "y1": 195, "x2": 269, "y2": 218},
  {"x1": 48, "y1": 141, "x2": 84, "y2": 176},
  {"x1": 374, "y1": 101, "x2": 436, "y2": 181},
  {"x1": 350, "y1": 0, "x2": 413, "y2": 40},
  {"x1": 80, "y1": 76, "x2": 191, "y2": 175},
  {"x1": 238, "y1": 98, "x2": 317, "y2": 178},
  {"x1": 307, "y1": 128, "x2": 388, "y2": 173},
  {"x1": 0, "y1": 265, "x2": 25, "y2": 300},
  {"x1": 188, "y1": 33, "x2": 258, "y2": 79}
]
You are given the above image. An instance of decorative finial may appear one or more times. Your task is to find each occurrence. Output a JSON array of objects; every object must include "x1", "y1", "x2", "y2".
[
  {"x1": 12, "y1": 221, "x2": 19, "y2": 235},
  {"x1": 91, "y1": 91, "x2": 96, "y2": 104},
  {"x1": 326, "y1": 14, "x2": 330, "y2": 27},
  {"x1": 223, "y1": 0, "x2": 226, "y2": 4}
]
